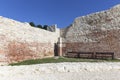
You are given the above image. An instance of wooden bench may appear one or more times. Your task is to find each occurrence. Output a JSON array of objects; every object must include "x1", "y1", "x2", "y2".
[
  {"x1": 66, "y1": 52, "x2": 94, "y2": 58},
  {"x1": 77, "y1": 52, "x2": 94, "y2": 58},
  {"x1": 66, "y1": 52, "x2": 78, "y2": 58},
  {"x1": 66, "y1": 51, "x2": 114, "y2": 59},
  {"x1": 95, "y1": 52, "x2": 114, "y2": 59}
]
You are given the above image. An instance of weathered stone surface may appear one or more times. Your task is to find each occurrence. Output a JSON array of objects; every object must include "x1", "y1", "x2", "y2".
[
  {"x1": 1, "y1": 62, "x2": 120, "y2": 80},
  {"x1": 61, "y1": 4, "x2": 120, "y2": 58},
  {"x1": 0, "y1": 16, "x2": 60, "y2": 63}
]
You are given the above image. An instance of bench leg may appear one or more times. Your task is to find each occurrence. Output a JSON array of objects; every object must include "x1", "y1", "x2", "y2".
[
  {"x1": 112, "y1": 54, "x2": 114, "y2": 59},
  {"x1": 77, "y1": 53, "x2": 80, "y2": 58}
]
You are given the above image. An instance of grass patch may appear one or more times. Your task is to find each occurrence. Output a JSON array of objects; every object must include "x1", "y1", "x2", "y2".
[{"x1": 9, "y1": 57, "x2": 120, "y2": 66}]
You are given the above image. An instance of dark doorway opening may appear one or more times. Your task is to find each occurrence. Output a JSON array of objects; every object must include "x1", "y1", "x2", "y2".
[{"x1": 54, "y1": 43, "x2": 58, "y2": 56}]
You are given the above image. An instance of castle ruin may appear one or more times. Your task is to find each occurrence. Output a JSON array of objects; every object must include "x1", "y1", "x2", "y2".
[{"x1": 1, "y1": 4, "x2": 120, "y2": 64}]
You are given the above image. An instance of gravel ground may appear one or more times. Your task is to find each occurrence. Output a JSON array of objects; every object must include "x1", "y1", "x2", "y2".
[{"x1": 0, "y1": 62, "x2": 120, "y2": 80}]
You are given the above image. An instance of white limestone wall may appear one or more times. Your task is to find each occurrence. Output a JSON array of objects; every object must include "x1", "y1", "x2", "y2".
[
  {"x1": 60, "y1": 4, "x2": 120, "y2": 58},
  {"x1": 0, "y1": 16, "x2": 60, "y2": 43},
  {"x1": 64, "y1": 4, "x2": 120, "y2": 42},
  {"x1": 0, "y1": 16, "x2": 60, "y2": 63}
]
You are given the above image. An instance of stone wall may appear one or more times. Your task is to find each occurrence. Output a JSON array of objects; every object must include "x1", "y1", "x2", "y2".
[
  {"x1": 60, "y1": 4, "x2": 120, "y2": 58},
  {"x1": 47, "y1": 24, "x2": 57, "y2": 32},
  {"x1": 0, "y1": 16, "x2": 60, "y2": 63}
]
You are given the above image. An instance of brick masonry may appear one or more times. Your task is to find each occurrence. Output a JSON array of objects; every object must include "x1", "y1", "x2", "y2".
[
  {"x1": 61, "y1": 29, "x2": 120, "y2": 58},
  {"x1": 6, "y1": 41, "x2": 54, "y2": 63},
  {"x1": 61, "y1": 42, "x2": 120, "y2": 58}
]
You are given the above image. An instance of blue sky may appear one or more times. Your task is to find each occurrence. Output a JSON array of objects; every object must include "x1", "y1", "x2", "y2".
[{"x1": 0, "y1": 0, "x2": 120, "y2": 28}]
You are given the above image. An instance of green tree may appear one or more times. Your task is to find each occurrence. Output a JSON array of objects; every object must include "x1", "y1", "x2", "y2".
[
  {"x1": 29, "y1": 22, "x2": 36, "y2": 27},
  {"x1": 43, "y1": 25, "x2": 48, "y2": 30},
  {"x1": 37, "y1": 25, "x2": 43, "y2": 29}
]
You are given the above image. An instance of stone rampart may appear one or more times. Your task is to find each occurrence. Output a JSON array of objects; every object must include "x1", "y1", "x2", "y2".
[
  {"x1": 60, "y1": 4, "x2": 120, "y2": 58},
  {"x1": 0, "y1": 16, "x2": 60, "y2": 63}
]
